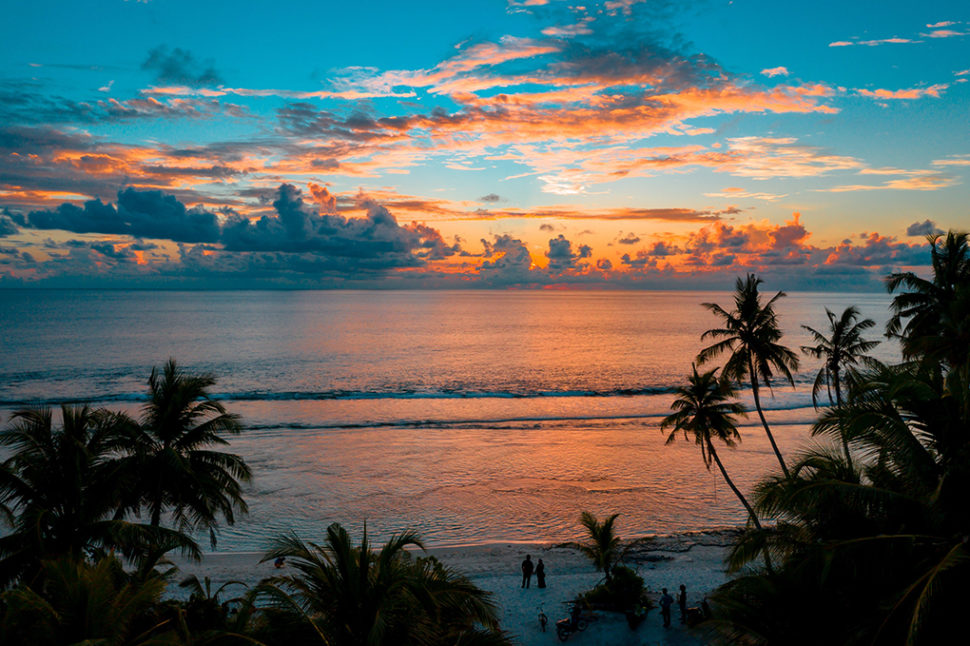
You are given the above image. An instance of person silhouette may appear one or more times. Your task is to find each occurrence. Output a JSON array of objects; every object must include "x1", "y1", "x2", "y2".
[
  {"x1": 535, "y1": 558, "x2": 546, "y2": 588},
  {"x1": 678, "y1": 584, "x2": 688, "y2": 623},
  {"x1": 521, "y1": 555, "x2": 534, "y2": 588},
  {"x1": 660, "y1": 588, "x2": 674, "y2": 628}
]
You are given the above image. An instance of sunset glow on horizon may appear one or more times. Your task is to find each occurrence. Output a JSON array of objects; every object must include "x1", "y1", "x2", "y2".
[{"x1": 1, "y1": 0, "x2": 968, "y2": 289}]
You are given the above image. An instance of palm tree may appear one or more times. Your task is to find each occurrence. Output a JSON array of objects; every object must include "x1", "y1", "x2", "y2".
[
  {"x1": 698, "y1": 274, "x2": 799, "y2": 478},
  {"x1": 118, "y1": 359, "x2": 251, "y2": 546},
  {"x1": 258, "y1": 523, "x2": 509, "y2": 646},
  {"x1": 176, "y1": 573, "x2": 248, "y2": 637},
  {"x1": 0, "y1": 554, "x2": 172, "y2": 646},
  {"x1": 886, "y1": 230, "x2": 970, "y2": 370},
  {"x1": 662, "y1": 367, "x2": 766, "y2": 540},
  {"x1": 708, "y1": 238, "x2": 970, "y2": 644},
  {"x1": 558, "y1": 512, "x2": 626, "y2": 582},
  {"x1": 801, "y1": 306, "x2": 879, "y2": 468},
  {"x1": 0, "y1": 406, "x2": 198, "y2": 587},
  {"x1": 715, "y1": 360, "x2": 970, "y2": 644}
]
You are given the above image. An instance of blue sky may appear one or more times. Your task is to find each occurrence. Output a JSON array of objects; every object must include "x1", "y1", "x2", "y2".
[{"x1": 1, "y1": 0, "x2": 968, "y2": 288}]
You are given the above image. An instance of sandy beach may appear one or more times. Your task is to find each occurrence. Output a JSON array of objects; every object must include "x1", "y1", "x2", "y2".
[{"x1": 173, "y1": 530, "x2": 736, "y2": 645}]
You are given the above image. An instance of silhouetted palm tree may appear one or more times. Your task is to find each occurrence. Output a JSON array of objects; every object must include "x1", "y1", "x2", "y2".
[
  {"x1": 259, "y1": 523, "x2": 509, "y2": 646},
  {"x1": 707, "y1": 235, "x2": 970, "y2": 644},
  {"x1": 0, "y1": 406, "x2": 198, "y2": 587},
  {"x1": 558, "y1": 511, "x2": 629, "y2": 582},
  {"x1": 801, "y1": 306, "x2": 879, "y2": 468},
  {"x1": 716, "y1": 360, "x2": 970, "y2": 644},
  {"x1": 662, "y1": 368, "x2": 767, "y2": 545},
  {"x1": 0, "y1": 554, "x2": 172, "y2": 646},
  {"x1": 176, "y1": 573, "x2": 249, "y2": 637},
  {"x1": 118, "y1": 359, "x2": 250, "y2": 546},
  {"x1": 886, "y1": 231, "x2": 970, "y2": 370},
  {"x1": 698, "y1": 274, "x2": 799, "y2": 478}
]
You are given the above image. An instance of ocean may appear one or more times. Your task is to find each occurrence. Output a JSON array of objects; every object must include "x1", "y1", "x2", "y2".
[{"x1": 0, "y1": 289, "x2": 896, "y2": 550}]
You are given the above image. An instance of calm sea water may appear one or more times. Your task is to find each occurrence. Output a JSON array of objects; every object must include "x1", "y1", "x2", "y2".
[{"x1": 0, "y1": 290, "x2": 896, "y2": 550}]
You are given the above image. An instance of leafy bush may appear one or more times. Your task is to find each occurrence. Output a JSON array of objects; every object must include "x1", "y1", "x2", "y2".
[{"x1": 579, "y1": 565, "x2": 651, "y2": 612}]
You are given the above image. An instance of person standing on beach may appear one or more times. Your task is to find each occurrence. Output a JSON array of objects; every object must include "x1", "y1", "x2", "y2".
[
  {"x1": 678, "y1": 584, "x2": 688, "y2": 623},
  {"x1": 660, "y1": 588, "x2": 674, "y2": 628},
  {"x1": 535, "y1": 558, "x2": 546, "y2": 588},
  {"x1": 521, "y1": 555, "x2": 534, "y2": 588}
]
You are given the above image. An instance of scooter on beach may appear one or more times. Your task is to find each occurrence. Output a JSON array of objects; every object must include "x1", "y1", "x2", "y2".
[{"x1": 555, "y1": 603, "x2": 588, "y2": 641}]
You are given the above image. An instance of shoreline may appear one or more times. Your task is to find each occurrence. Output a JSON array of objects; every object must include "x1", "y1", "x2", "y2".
[
  {"x1": 173, "y1": 529, "x2": 737, "y2": 645},
  {"x1": 193, "y1": 527, "x2": 742, "y2": 558}
]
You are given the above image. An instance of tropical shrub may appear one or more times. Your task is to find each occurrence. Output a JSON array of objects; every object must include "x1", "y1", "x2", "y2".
[
  {"x1": 579, "y1": 564, "x2": 648, "y2": 612},
  {"x1": 254, "y1": 522, "x2": 512, "y2": 646}
]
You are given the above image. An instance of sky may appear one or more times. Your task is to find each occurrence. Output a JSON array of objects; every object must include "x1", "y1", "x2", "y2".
[{"x1": 0, "y1": 0, "x2": 968, "y2": 289}]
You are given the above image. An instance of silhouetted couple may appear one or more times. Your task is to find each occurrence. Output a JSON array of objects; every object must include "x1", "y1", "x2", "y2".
[
  {"x1": 521, "y1": 555, "x2": 546, "y2": 588},
  {"x1": 660, "y1": 584, "x2": 688, "y2": 628}
]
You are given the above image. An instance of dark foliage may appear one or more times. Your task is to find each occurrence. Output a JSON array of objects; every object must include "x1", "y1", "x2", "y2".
[{"x1": 706, "y1": 230, "x2": 970, "y2": 645}]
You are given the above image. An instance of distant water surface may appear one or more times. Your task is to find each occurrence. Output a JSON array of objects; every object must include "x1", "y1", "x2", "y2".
[{"x1": 0, "y1": 290, "x2": 895, "y2": 549}]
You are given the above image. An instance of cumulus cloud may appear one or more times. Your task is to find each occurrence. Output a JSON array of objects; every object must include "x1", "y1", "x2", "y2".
[
  {"x1": 308, "y1": 182, "x2": 338, "y2": 213},
  {"x1": 906, "y1": 219, "x2": 943, "y2": 236},
  {"x1": 479, "y1": 193, "x2": 502, "y2": 202},
  {"x1": 142, "y1": 46, "x2": 223, "y2": 87},
  {"x1": 617, "y1": 232, "x2": 640, "y2": 245},
  {"x1": 823, "y1": 233, "x2": 927, "y2": 267},
  {"x1": 221, "y1": 184, "x2": 456, "y2": 270},
  {"x1": 545, "y1": 234, "x2": 591, "y2": 273},
  {"x1": 28, "y1": 188, "x2": 221, "y2": 242},
  {"x1": 647, "y1": 241, "x2": 680, "y2": 256},
  {"x1": 477, "y1": 234, "x2": 535, "y2": 284},
  {"x1": 620, "y1": 250, "x2": 659, "y2": 270},
  {"x1": 0, "y1": 212, "x2": 20, "y2": 237}
]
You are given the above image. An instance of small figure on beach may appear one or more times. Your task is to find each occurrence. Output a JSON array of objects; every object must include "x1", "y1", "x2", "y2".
[
  {"x1": 521, "y1": 555, "x2": 534, "y2": 588},
  {"x1": 660, "y1": 588, "x2": 674, "y2": 628},
  {"x1": 678, "y1": 584, "x2": 688, "y2": 623},
  {"x1": 535, "y1": 558, "x2": 546, "y2": 588},
  {"x1": 274, "y1": 556, "x2": 285, "y2": 569}
]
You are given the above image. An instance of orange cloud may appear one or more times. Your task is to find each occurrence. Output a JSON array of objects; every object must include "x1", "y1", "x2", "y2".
[{"x1": 856, "y1": 84, "x2": 948, "y2": 99}]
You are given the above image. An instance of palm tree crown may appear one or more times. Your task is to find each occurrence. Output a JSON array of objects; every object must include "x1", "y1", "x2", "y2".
[
  {"x1": 886, "y1": 230, "x2": 970, "y2": 370},
  {"x1": 698, "y1": 273, "x2": 799, "y2": 478},
  {"x1": 662, "y1": 366, "x2": 771, "y2": 571},
  {"x1": 259, "y1": 523, "x2": 508, "y2": 646},
  {"x1": 560, "y1": 512, "x2": 625, "y2": 582},
  {"x1": 801, "y1": 306, "x2": 879, "y2": 470},
  {"x1": 0, "y1": 406, "x2": 198, "y2": 587},
  {"x1": 801, "y1": 306, "x2": 879, "y2": 409},
  {"x1": 663, "y1": 367, "x2": 746, "y2": 464},
  {"x1": 119, "y1": 359, "x2": 251, "y2": 545}
]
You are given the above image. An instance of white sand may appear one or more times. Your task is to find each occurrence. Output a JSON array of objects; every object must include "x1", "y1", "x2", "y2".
[{"x1": 172, "y1": 531, "x2": 737, "y2": 645}]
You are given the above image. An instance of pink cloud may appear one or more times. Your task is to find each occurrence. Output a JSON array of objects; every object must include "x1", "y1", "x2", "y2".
[
  {"x1": 818, "y1": 169, "x2": 957, "y2": 192},
  {"x1": 760, "y1": 67, "x2": 790, "y2": 78},
  {"x1": 856, "y1": 83, "x2": 948, "y2": 99},
  {"x1": 829, "y1": 37, "x2": 918, "y2": 47},
  {"x1": 923, "y1": 29, "x2": 969, "y2": 38}
]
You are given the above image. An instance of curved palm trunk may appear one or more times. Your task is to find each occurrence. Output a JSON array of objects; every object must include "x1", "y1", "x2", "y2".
[
  {"x1": 748, "y1": 357, "x2": 790, "y2": 479},
  {"x1": 833, "y1": 370, "x2": 852, "y2": 471},
  {"x1": 708, "y1": 440, "x2": 773, "y2": 573},
  {"x1": 150, "y1": 473, "x2": 163, "y2": 527}
]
